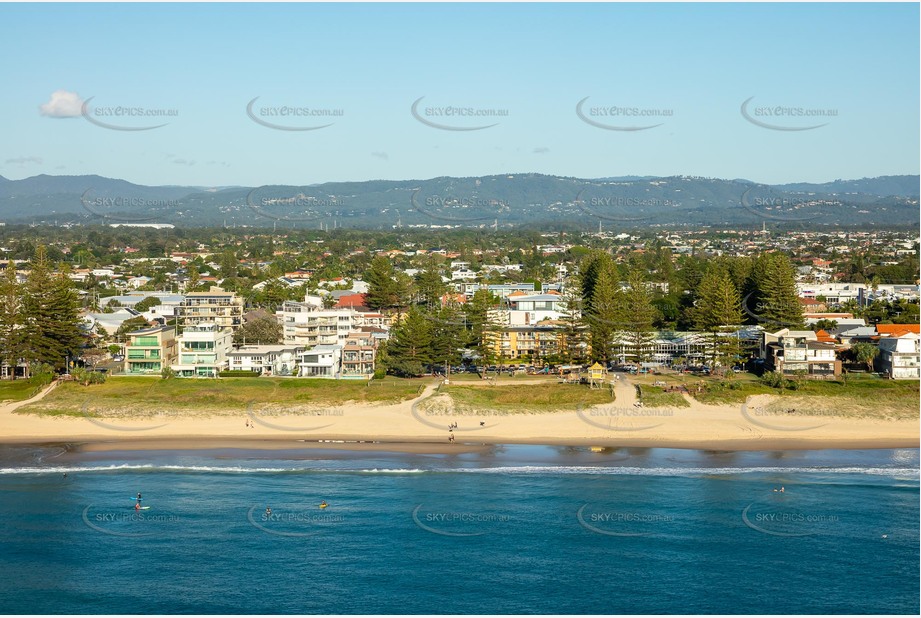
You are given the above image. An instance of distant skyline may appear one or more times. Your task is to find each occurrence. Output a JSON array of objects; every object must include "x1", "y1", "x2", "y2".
[{"x1": 1, "y1": 2, "x2": 918, "y2": 187}]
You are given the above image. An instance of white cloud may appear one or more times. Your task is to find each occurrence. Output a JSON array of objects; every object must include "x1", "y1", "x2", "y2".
[
  {"x1": 4, "y1": 156, "x2": 43, "y2": 165},
  {"x1": 39, "y1": 90, "x2": 84, "y2": 118}
]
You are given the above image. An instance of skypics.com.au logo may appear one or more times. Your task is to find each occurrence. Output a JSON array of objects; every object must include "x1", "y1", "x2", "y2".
[
  {"x1": 576, "y1": 97, "x2": 673, "y2": 131},
  {"x1": 411, "y1": 96, "x2": 508, "y2": 131},
  {"x1": 80, "y1": 188, "x2": 176, "y2": 223},
  {"x1": 575, "y1": 402, "x2": 675, "y2": 432},
  {"x1": 410, "y1": 189, "x2": 508, "y2": 224},
  {"x1": 577, "y1": 503, "x2": 676, "y2": 537},
  {"x1": 81, "y1": 97, "x2": 178, "y2": 131},
  {"x1": 739, "y1": 185, "x2": 839, "y2": 222},
  {"x1": 411, "y1": 504, "x2": 511, "y2": 537},
  {"x1": 246, "y1": 186, "x2": 344, "y2": 223},
  {"x1": 80, "y1": 401, "x2": 170, "y2": 433},
  {"x1": 246, "y1": 97, "x2": 343, "y2": 131},
  {"x1": 573, "y1": 184, "x2": 676, "y2": 223},
  {"x1": 246, "y1": 402, "x2": 344, "y2": 432},
  {"x1": 82, "y1": 505, "x2": 181, "y2": 537},
  {"x1": 247, "y1": 505, "x2": 345, "y2": 538},
  {"x1": 740, "y1": 96, "x2": 837, "y2": 131}
]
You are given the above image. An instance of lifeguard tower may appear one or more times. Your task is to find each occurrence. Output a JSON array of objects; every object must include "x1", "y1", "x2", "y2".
[{"x1": 588, "y1": 362, "x2": 607, "y2": 389}]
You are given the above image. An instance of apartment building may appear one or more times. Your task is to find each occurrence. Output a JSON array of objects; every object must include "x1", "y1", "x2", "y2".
[
  {"x1": 341, "y1": 331, "x2": 378, "y2": 378},
  {"x1": 175, "y1": 286, "x2": 244, "y2": 332},
  {"x1": 276, "y1": 301, "x2": 361, "y2": 347},
  {"x1": 123, "y1": 325, "x2": 177, "y2": 375},
  {"x1": 171, "y1": 323, "x2": 233, "y2": 377},
  {"x1": 876, "y1": 333, "x2": 921, "y2": 379},
  {"x1": 761, "y1": 328, "x2": 841, "y2": 379}
]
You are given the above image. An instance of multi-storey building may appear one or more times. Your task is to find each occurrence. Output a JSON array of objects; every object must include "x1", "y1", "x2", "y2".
[
  {"x1": 171, "y1": 323, "x2": 233, "y2": 377},
  {"x1": 175, "y1": 287, "x2": 244, "y2": 332},
  {"x1": 341, "y1": 331, "x2": 378, "y2": 378},
  {"x1": 123, "y1": 326, "x2": 177, "y2": 375},
  {"x1": 876, "y1": 332, "x2": 921, "y2": 379},
  {"x1": 761, "y1": 328, "x2": 840, "y2": 379},
  {"x1": 276, "y1": 301, "x2": 361, "y2": 347}
]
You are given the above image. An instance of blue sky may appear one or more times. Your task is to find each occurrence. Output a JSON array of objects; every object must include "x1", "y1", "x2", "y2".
[{"x1": 1, "y1": 2, "x2": 918, "y2": 187}]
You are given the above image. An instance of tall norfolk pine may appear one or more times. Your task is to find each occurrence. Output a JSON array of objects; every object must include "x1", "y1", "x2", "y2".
[
  {"x1": 1, "y1": 246, "x2": 84, "y2": 374},
  {"x1": 692, "y1": 266, "x2": 744, "y2": 366}
]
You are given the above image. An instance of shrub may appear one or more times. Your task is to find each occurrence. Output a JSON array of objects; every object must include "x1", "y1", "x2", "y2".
[{"x1": 71, "y1": 367, "x2": 107, "y2": 386}]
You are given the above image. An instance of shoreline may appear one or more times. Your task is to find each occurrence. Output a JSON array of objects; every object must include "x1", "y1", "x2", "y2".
[{"x1": 1, "y1": 435, "x2": 918, "y2": 455}]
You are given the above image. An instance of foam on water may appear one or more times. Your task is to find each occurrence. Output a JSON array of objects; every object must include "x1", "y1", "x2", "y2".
[{"x1": 1, "y1": 462, "x2": 917, "y2": 480}]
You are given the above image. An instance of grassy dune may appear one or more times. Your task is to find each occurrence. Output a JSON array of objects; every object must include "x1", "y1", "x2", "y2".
[
  {"x1": 16, "y1": 376, "x2": 424, "y2": 418},
  {"x1": 427, "y1": 382, "x2": 614, "y2": 415}
]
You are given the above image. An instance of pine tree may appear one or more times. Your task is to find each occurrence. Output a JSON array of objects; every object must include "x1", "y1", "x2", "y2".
[
  {"x1": 0, "y1": 260, "x2": 23, "y2": 378},
  {"x1": 586, "y1": 261, "x2": 621, "y2": 364},
  {"x1": 559, "y1": 274, "x2": 586, "y2": 365},
  {"x1": 752, "y1": 253, "x2": 804, "y2": 329},
  {"x1": 465, "y1": 289, "x2": 498, "y2": 372},
  {"x1": 429, "y1": 305, "x2": 464, "y2": 374},
  {"x1": 618, "y1": 269, "x2": 659, "y2": 366},
  {"x1": 384, "y1": 307, "x2": 433, "y2": 377},
  {"x1": 415, "y1": 264, "x2": 447, "y2": 309},
  {"x1": 692, "y1": 267, "x2": 744, "y2": 366},
  {"x1": 365, "y1": 255, "x2": 400, "y2": 311},
  {"x1": 21, "y1": 247, "x2": 84, "y2": 371}
]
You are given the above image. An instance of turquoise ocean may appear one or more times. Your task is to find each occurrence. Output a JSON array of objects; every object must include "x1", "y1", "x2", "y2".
[{"x1": 0, "y1": 444, "x2": 917, "y2": 614}]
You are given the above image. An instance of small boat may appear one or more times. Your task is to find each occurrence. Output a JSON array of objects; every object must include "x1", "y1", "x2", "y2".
[{"x1": 590, "y1": 446, "x2": 605, "y2": 453}]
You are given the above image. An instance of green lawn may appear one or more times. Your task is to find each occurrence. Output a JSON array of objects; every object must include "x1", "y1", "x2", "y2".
[
  {"x1": 0, "y1": 376, "x2": 52, "y2": 403},
  {"x1": 17, "y1": 376, "x2": 425, "y2": 417}
]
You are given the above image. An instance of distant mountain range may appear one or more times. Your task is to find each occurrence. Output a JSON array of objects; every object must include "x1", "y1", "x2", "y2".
[{"x1": 0, "y1": 173, "x2": 917, "y2": 229}]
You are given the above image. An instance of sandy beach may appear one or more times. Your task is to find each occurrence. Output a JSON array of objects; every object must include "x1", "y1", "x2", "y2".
[{"x1": 1, "y1": 378, "x2": 917, "y2": 452}]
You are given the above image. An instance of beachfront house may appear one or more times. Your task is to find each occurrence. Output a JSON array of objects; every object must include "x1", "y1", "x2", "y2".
[
  {"x1": 297, "y1": 344, "x2": 342, "y2": 378},
  {"x1": 761, "y1": 328, "x2": 841, "y2": 379},
  {"x1": 875, "y1": 332, "x2": 921, "y2": 380},
  {"x1": 227, "y1": 344, "x2": 302, "y2": 376},
  {"x1": 171, "y1": 323, "x2": 233, "y2": 378},
  {"x1": 124, "y1": 325, "x2": 177, "y2": 375}
]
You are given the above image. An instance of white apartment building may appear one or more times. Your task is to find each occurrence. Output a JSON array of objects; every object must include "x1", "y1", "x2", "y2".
[
  {"x1": 171, "y1": 323, "x2": 234, "y2": 378},
  {"x1": 227, "y1": 344, "x2": 301, "y2": 376},
  {"x1": 276, "y1": 301, "x2": 362, "y2": 347},
  {"x1": 876, "y1": 333, "x2": 921, "y2": 379}
]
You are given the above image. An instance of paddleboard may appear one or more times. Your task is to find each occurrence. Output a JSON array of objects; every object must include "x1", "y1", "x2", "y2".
[
  {"x1": 133, "y1": 506, "x2": 151, "y2": 510},
  {"x1": 131, "y1": 497, "x2": 143, "y2": 501}
]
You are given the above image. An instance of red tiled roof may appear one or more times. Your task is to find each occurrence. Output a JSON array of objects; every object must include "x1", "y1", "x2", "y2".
[
  {"x1": 876, "y1": 324, "x2": 921, "y2": 337},
  {"x1": 334, "y1": 293, "x2": 368, "y2": 309}
]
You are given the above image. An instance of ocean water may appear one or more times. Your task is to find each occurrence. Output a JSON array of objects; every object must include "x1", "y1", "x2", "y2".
[{"x1": 0, "y1": 444, "x2": 917, "y2": 614}]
